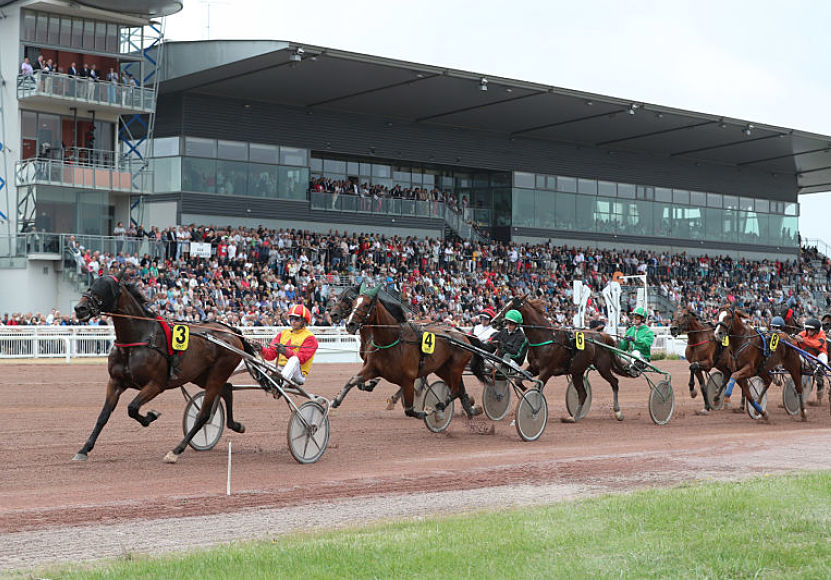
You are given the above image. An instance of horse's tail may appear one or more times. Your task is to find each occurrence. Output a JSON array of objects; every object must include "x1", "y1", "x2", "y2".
[
  {"x1": 597, "y1": 332, "x2": 630, "y2": 377},
  {"x1": 465, "y1": 335, "x2": 490, "y2": 384}
]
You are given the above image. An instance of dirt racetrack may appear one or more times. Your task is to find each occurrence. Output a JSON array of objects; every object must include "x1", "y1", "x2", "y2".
[{"x1": 3, "y1": 359, "x2": 831, "y2": 572}]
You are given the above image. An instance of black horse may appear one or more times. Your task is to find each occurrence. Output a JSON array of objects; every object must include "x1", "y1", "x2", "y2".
[{"x1": 73, "y1": 271, "x2": 258, "y2": 463}]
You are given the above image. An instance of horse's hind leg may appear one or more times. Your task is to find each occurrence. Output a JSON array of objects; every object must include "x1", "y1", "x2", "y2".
[
  {"x1": 687, "y1": 364, "x2": 698, "y2": 398},
  {"x1": 74, "y1": 379, "x2": 125, "y2": 461},
  {"x1": 165, "y1": 385, "x2": 222, "y2": 463},
  {"x1": 561, "y1": 371, "x2": 588, "y2": 423},
  {"x1": 221, "y1": 382, "x2": 245, "y2": 433},
  {"x1": 596, "y1": 362, "x2": 623, "y2": 421}
]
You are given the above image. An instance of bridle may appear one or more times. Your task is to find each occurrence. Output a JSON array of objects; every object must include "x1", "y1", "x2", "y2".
[
  {"x1": 345, "y1": 292, "x2": 378, "y2": 332},
  {"x1": 80, "y1": 275, "x2": 121, "y2": 317}
]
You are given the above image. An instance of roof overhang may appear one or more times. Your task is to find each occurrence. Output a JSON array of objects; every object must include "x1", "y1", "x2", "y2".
[{"x1": 158, "y1": 41, "x2": 831, "y2": 194}]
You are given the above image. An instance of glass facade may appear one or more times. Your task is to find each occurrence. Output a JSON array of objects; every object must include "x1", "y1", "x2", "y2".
[
  {"x1": 22, "y1": 9, "x2": 121, "y2": 53},
  {"x1": 512, "y1": 173, "x2": 798, "y2": 249}
]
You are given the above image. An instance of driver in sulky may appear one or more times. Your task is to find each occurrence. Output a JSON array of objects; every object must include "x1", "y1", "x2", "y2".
[{"x1": 261, "y1": 304, "x2": 319, "y2": 385}]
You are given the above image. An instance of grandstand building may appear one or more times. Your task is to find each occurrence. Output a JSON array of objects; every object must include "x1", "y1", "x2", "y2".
[{"x1": 142, "y1": 40, "x2": 829, "y2": 258}]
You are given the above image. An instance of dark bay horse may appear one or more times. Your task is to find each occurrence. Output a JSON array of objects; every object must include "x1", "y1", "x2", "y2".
[
  {"x1": 73, "y1": 272, "x2": 258, "y2": 462},
  {"x1": 335, "y1": 285, "x2": 489, "y2": 420},
  {"x1": 492, "y1": 295, "x2": 629, "y2": 422},
  {"x1": 713, "y1": 306, "x2": 804, "y2": 421},
  {"x1": 670, "y1": 306, "x2": 733, "y2": 414}
]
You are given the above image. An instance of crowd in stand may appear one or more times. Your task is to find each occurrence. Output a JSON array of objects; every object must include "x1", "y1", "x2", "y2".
[{"x1": 4, "y1": 223, "x2": 831, "y2": 331}]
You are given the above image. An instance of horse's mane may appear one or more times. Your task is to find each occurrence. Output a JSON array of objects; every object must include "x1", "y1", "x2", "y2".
[
  {"x1": 119, "y1": 278, "x2": 157, "y2": 318},
  {"x1": 377, "y1": 292, "x2": 408, "y2": 323},
  {"x1": 525, "y1": 298, "x2": 547, "y2": 315}
]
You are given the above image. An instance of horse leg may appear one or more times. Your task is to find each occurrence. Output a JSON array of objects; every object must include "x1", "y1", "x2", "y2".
[
  {"x1": 165, "y1": 384, "x2": 223, "y2": 463},
  {"x1": 386, "y1": 386, "x2": 403, "y2": 411},
  {"x1": 126, "y1": 382, "x2": 165, "y2": 426},
  {"x1": 331, "y1": 372, "x2": 367, "y2": 408},
  {"x1": 221, "y1": 382, "x2": 245, "y2": 433},
  {"x1": 688, "y1": 363, "x2": 698, "y2": 398},
  {"x1": 401, "y1": 380, "x2": 425, "y2": 419},
  {"x1": 596, "y1": 362, "x2": 623, "y2": 421},
  {"x1": 74, "y1": 379, "x2": 125, "y2": 461}
]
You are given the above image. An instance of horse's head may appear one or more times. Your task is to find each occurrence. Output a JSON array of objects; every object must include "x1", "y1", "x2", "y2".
[
  {"x1": 345, "y1": 283, "x2": 380, "y2": 334},
  {"x1": 329, "y1": 284, "x2": 359, "y2": 325},
  {"x1": 491, "y1": 295, "x2": 524, "y2": 328},
  {"x1": 669, "y1": 306, "x2": 692, "y2": 337},
  {"x1": 75, "y1": 274, "x2": 122, "y2": 321},
  {"x1": 714, "y1": 305, "x2": 742, "y2": 341}
]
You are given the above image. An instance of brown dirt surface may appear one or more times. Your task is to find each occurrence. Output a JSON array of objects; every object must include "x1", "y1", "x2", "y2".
[{"x1": 3, "y1": 360, "x2": 831, "y2": 571}]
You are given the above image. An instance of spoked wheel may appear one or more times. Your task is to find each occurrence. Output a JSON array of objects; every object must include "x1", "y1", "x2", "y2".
[
  {"x1": 802, "y1": 373, "x2": 815, "y2": 405},
  {"x1": 515, "y1": 388, "x2": 548, "y2": 442},
  {"x1": 704, "y1": 371, "x2": 725, "y2": 410},
  {"x1": 746, "y1": 377, "x2": 768, "y2": 421},
  {"x1": 781, "y1": 375, "x2": 804, "y2": 416},
  {"x1": 648, "y1": 380, "x2": 675, "y2": 425},
  {"x1": 183, "y1": 391, "x2": 225, "y2": 451},
  {"x1": 483, "y1": 377, "x2": 512, "y2": 421},
  {"x1": 423, "y1": 380, "x2": 454, "y2": 433},
  {"x1": 287, "y1": 401, "x2": 330, "y2": 464},
  {"x1": 565, "y1": 373, "x2": 593, "y2": 421}
]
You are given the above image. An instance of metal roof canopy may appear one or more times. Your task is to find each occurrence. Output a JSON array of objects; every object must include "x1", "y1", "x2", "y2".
[{"x1": 159, "y1": 41, "x2": 831, "y2": 194}]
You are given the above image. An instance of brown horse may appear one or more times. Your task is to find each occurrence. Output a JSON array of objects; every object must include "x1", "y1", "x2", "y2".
[
  {"x1": 670, "y1": 306, "x2": 733, "y2": 414},
  {"x1": 73, "y1": 271, "x2": 258, "y2": 462},
  {"x1": 492, "y1": 295, "x2": 630, "y2": 422},
  {"x1": 334, "y1": 285, "x2": 488, "y2": 419},
  {"x1": 713, "y1": 305, "x2": 804, "y2": 421}
]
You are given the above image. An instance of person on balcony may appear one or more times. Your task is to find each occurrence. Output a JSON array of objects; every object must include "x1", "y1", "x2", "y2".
[
  {"x1": 20, "y1": 57, "x2": 34, "y2": 89},
  {"x1": 106, "y1": 67, "x2": 118, "y2": 104}
]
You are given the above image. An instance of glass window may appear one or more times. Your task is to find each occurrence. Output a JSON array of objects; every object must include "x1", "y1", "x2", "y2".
[
  {"x1": 653, "y1": 203, "x2": 673, "y2": 237},
  {"x1": 690, "y1": 191, "x2": 706, "y2": 207},
  {"x1": 474, "y1": 173, "x2": 490, "y2": 188},
  {"x1": 249, "y1": 143, "x2": 279, "y2": 164},
  {"x1": 347, "y1": 161, "x2": 360, "y2": 176},
  {"x1": 36, "y1": 113, "x2": 60, "y2": 153},
  {"x1": 94, "y1": 21, "x2": 106, "y2": 51},
  {"x1": 22, "y1": 11, "x2": 36, "y2": 41},
  {"x1": 557, "y1": 176, "x2": 577, "y2": 193},
  {"x1": 422, "y1": 173, "x2": 434, "y2": 187},
  {"x1": 535, "y1": 174, "x2": 546, "y2": 189},
  {"x1": 655, "y1": 188, "x2": 672, "y2": 202},
  {"x1": 21, "y1": 111, "x2": 37, "y2": 139},
  {"x1": 534, "y1": 190, "x2": 556, "y2": 229},
  {"x1": 83, "y1": 19, "x2": 95, "y2": 50},
  {"x1": 705, "y1": 208, "x2": 734, "y2": 243},
  {"x1": 739, "y1": 196, "x2": 755, "y2": 211},
  {"x1": 216, "y1": 160, "x2": 248, "y2": 195},
  {"x1": 617, "y1": 183, "x2": 635, "y2": 199},
  {"x1": 636, "y1": 186, "x2": 654, "y2": 200},
  {"x1": 456, "y1": 173, "x2": 472, "y2": 189},
  {"x1": 513, "y1": 171, "x2": 535, "y2": 189},
  {"x1": 71, "y1": 19, "x2": 83, "y2": 48},
  {"x1": 217, "y1": 140, "x2": 247, "y2": 161},
  {"x1": 755, "y1": 199, "x2": 769, "y2": 213},
  {"x1": 785, "y1": 202, "x2": 798, "y2": 216},
  {"x1": 672, "y1": 206, "x2": 704, "y2": 240},
  {"x1": 151, "y1": 157, "x2": 181, "y2": 193},
  {"x1": 309, "y1": 157, "x2": 323, "y2": 173},
  {"x1": 577, "y1": 178, "x2": 597, "y2": 195},
  {"x1": 723, "y1": 195, "x2": 738, "y2": 209},
  {"x1": 153, "y1": 137, "x2": 180, "y2": 157},
  {"x1": 707, "y1": 193, "x2": 722, "y2": 208},
  {"x1": 491, "y1": 173, "x2": 511, "y2": 187},
  {"x1": 598, "y1": 181, "x2": 616, "y2": 196},
  {"x1": 248, "y1": 163, "x2": 279, "y2": 197},
  {"x1": 48, "y1": 15, "x2": 60, "y2": 44},
  {"x1": 673, "y1": 189, "x2": 689, "y2": 205},
  {"x1": 323, "y1": 159, "x2": 347, "y2": 174},
  {"x1": 36, "y1": 13, "x2": 48, "y2": 43},
  {"x1": 512, "y1": 188, "x2": 535, "y2": 227},
  {"x1": 182, "y1": 158, "x2": 216, "y2": 193},
  {"x1": 278, "y1": 166, "x2": 309, "y2": 199},
  {"x1": 545, "y1": 175, "x2": 558, "y2": 190},
  {"x1": 184, "y1": 137, "x2": 216, "y2": 157},
  {"x1": 393, "y1": 169, "x2": 411, "y2": 184},
  {"x1": 372, "y1": 164, "x2": 391, "y2": 178},
  {"x1": 279, "y1": 146, "x2": 307, "y2": 166},
  {"x1": 359, "y1": 162, "x2": 372, "y2": 177},
  {"x1": 60, "y1": 17, "x2": 72, "y2": 46},
  {"x1": 106, "y1": 23, "x2": 118, "y2": 52},
  {"x1": 555, "y1": 192, "x2": 577, "y2": 230},
  {"x1": 622, "y1": 200, "x2": 653, "y2": 235},
  {"x1": 411, "y1": 172, "x2": 423, "y2": 184},
  {"x1": 575, "y1": 196, "x2": 595, "y2": 230},
  {"x1": 736, "y1": 210, "x2": 760, "y2": 244}
]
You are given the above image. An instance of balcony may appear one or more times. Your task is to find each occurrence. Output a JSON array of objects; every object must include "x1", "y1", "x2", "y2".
[
  {"x1": 15, "y1": 150, "x2": 151, "y2": 193},
  {"x1": 17, "y1": 72, "x2": 155, "y2": 114}
]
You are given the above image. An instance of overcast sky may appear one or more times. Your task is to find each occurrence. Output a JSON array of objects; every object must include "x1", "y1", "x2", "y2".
[{"x1": 164, "y1": 0, "x2": 831, "y2": 243}]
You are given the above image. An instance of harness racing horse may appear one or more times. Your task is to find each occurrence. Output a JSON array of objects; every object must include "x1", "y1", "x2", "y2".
[
  {"x1": 73, "y1": 272, "x2": 259, "y2": 463},
  {"x1": 713, "y1": 306, "x2": 804, "y2": 421},
  {"x1": 335, "y1": 284, "x2": 489, "y2": 420},
  {"x1": 669, "y1": 306, "x2": 733, "y2": 414},
  {"x1": 492, "y1": 295, "x2": 630, "y2": 422}
]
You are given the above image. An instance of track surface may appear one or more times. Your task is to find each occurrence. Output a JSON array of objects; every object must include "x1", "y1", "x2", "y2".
[{"x1": 3, "y1": 360, "x2": 831, "y2": 571}]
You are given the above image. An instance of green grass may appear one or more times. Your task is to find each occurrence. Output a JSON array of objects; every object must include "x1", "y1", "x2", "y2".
[{"x1": 37, "y1": 472, "x2": 831, "y2": 579}]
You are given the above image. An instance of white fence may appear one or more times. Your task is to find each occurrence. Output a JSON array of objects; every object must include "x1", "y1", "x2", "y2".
[{"x1": 0, "y1": 326, "x2": 361, "y2": 363}]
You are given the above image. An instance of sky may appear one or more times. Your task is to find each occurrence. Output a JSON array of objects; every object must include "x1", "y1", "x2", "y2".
[{"x1": 163, "y1": 0, "x2": 831, "y2": 243}]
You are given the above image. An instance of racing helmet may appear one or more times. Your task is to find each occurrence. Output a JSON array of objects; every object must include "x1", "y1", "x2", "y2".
[
  {"x1": 804, "y1": 317, "x2": 821, "y2": 332},
  {"x1": 632, "y1": 306, "x2": 647, "y2": 319},
  {"x1": 288, "y1": 304, "x2": 311, "y2": 324},
  {"x1": 505, "y1": 310, "x2": 523, "y2": 325},
  {"x1": 770, "y1": 316, "x2": 785, "y2": 330}
]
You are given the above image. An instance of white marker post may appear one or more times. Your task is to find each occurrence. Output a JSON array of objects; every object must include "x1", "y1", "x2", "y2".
[{"x1": 226, "y1": 441, "x2": 232, "y2": 495}]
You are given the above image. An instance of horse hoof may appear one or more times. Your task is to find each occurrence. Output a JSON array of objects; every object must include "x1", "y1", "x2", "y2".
[
  {"x1": 72, "y1": 452, "x2": 88, "y2": 461},
  {"x1": 732, "y1": 407, "x2": 745, "y2": 414},
  {"x1": 468, "y1": 405, "x2": 484, "y2": 417},
  {"x1": 147, "y1": 410, "x2": 161, "y2": 422},
  {"x1": 163, "y1": 451, "x2": 179, "y2": 464},
  {"x1": 614, "y1": 410, "x2": 624, "y2": 421},
  {"x1": 231, "y1": 423, "x2": 245, "y2": 434},
  {"x1": 689, "y1": 389, "x2": 697, "y2": 399},
  {"x1": 385, "y1": 398, "x2": 397, "y2": 411},
  {"x1": 695, "y1": 408, "x2": 710, "y2": 416},
  {"x1": 561, "y1": 416, "x2": 577, "y2": 424}
]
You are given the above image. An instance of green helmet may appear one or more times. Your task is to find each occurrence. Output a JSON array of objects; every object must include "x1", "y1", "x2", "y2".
[
  {"x1": 632, "y1": 306, "x2": 647, "y2": 319},
  {"x1": 505, "y1": 310, "x2": 523, "y2": 324}
]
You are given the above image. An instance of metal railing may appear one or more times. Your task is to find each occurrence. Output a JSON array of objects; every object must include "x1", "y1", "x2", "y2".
[
  {"x1": 16, "y1": 72, "x2": 155, "y2": 112},
  {"x1": 0, "y1": 325, "x2": 360, "y2": 363},
  {"x1": 803, "y1": 238, "x2": 831, "y2": 260},
  {"x1": 309, "y1": 192, "x2": 488, "y2": 242},
  {"x1": 15, "y1": 156, "x2": 150, "y2": 192}
]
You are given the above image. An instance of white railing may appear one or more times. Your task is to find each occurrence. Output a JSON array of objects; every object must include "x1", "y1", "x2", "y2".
[{"x1": 0, "y1": 326, "x2": 361, "y2": 363}]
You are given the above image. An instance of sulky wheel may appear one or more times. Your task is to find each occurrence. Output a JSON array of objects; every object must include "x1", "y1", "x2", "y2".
[
  {"x1": 515, "y1": 388, "x2": 548, "y2": 442},
  {"x1": 648, "y1": 379, "x2": 675, "y2": 425},
  {"x1": 287, "y1": 400, "x2": 330, "y2": 464},
  {"x1": 565, "y1": 373, "x2": 593, "y2": 421},
  {"x1": 781, "y1": 375, "x2": 804, "y2": 416},
  {"x1": 704, "y1": 371, "x2": 725, "y2": 410},
  {"x1": 183, "y1": 390, "x2": 225, "y2": 451},
  {"x1": 483, "y1": 377, "x2": 512, "y2": 421},
  {"x1": 746, "y1": 377, "x2": 768, "y2": 421},
  {"x1": 423, "y1": 380, "x2": 454, "y2": 433}
]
